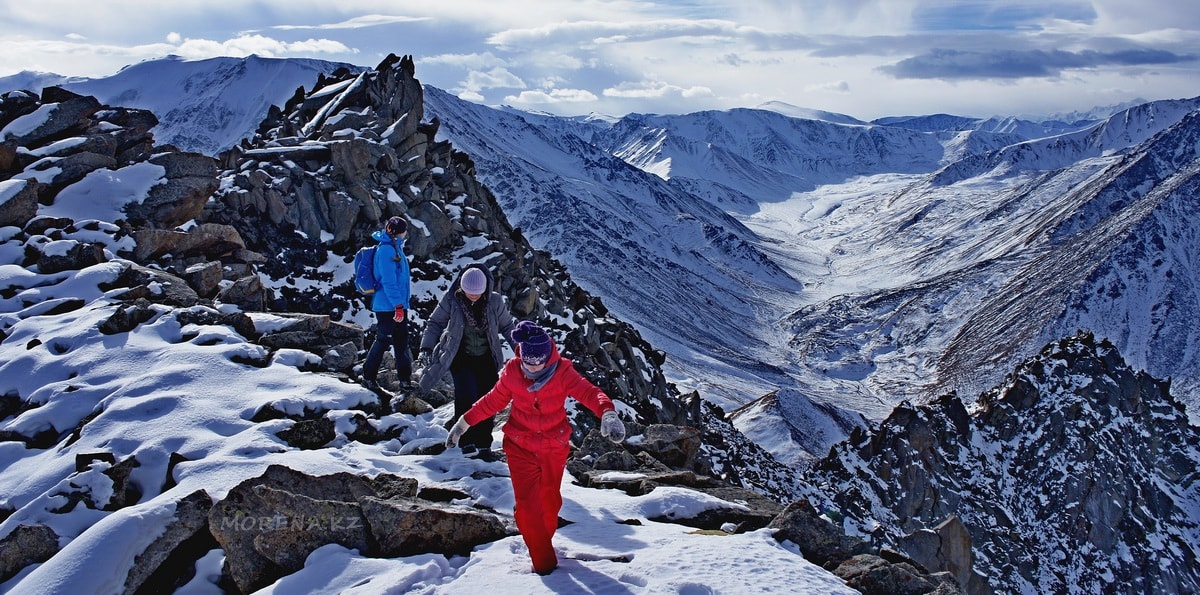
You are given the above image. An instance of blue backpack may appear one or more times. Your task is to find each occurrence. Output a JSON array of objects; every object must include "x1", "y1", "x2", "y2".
[
  {"x1": 353, "y1": 245, "x2": 380, "y2": 294},
  {"x1": 353, "y1": 238, "x2": 397, "y2": 295}
]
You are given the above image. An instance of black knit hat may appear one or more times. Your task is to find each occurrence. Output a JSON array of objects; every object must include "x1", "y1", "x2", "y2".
[{"x1": 385, "y1": 216, "x2": 407, "y2": 235}]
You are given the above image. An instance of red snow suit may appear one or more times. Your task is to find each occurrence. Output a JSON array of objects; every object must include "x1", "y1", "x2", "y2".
[{"x1": 462, "y1": 342, "x2": 615, "y2": 574}]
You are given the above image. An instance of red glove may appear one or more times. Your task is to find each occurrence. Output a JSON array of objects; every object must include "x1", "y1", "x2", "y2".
[{"x1": 393, "y1": 306, "x2": 406, "y2": 322}]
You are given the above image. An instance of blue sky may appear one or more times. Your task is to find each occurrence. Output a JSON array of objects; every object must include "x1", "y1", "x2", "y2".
[{"x1": 1, "y1": 0, "x2": 1196, "y2": 120}]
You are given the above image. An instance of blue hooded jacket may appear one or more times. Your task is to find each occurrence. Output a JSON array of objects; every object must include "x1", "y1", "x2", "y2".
[{"x1": 369, "y1": 229, "x2": 410, "y2": 312}]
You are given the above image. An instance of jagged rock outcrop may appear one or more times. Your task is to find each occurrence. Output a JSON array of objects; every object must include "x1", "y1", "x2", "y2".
[
  {"x1": 803, "y1": 332, "x2": 1200, "y2": 594},
  {"x1": 200, "y1": 54, "x2": 678, "y2": 424},
  {"x1": 769, "y1": 499, "x2": 968, "y2": 595},
  {"x1": 0, "y1": 87, "x2": 269, "y2": 315},
  {"x1": 194, "y1": 52, "x2": 801, "y2": 499}
]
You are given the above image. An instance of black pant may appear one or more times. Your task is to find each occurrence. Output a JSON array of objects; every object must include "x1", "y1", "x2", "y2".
[
  {"x1": 449, "y1": 353, "x2": 499, "y2": 450},
  {"x1": 363, "y1": 314, "x2": 412, "y2": 382}
]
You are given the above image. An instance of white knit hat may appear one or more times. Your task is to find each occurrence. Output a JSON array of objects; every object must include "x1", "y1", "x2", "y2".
[{"x1": 461, "y1": 268, "x2": 487, "y2": 294}]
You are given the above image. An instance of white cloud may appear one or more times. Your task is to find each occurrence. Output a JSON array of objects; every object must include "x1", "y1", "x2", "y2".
[
  {"x1": 805, "y1": 80, "x2": 851, "y2": 93},
  {"x1": 603, "y1": 81, "x2": 714, "y2": 100},
  {"x1": 488, "y1": 19, "x2": 759, "y2": 49},
  {"x1": 457, "y1": 90, "x2": 486, "y2": 102},
  {"x1": 173, "y1": 34, "x2": 354, "y2": 60},
  {"x1": 272, "y1": 15, "x2": 430, "y2": 31},
  {"x1": 422, "y1": 52, "x2": 508, "y2": 70},
  {"x1": 505, "y1": 88, "x2": 599, "y2": 105},
  {"x1": 460, "y1": 67, "x2": 525, "y2": 94},
  {"x1": 0, "y1": 0, "x2": 1195, "y2": 119}
]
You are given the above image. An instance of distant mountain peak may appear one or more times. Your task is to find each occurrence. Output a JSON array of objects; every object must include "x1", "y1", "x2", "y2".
[{"x1": 753, "y1": 100, "x2": 865, "y2": 125}]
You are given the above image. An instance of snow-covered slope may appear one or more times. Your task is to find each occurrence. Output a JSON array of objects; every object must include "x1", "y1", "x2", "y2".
[
  {"x1": 426, "y1": 87, "x2": 1200, "y2": 458},
  {"x1": 423, "y1": 86, "x2": 808, "y2": 410},
  {"x1": 0, "y1": 259, "x2": 850, "y2": 594}
]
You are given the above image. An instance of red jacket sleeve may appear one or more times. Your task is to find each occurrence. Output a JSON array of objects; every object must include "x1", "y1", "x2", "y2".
[
  {"x1": 464, "y1": 363, "x2": 518, "y2": 426},
  {"x1": 560, "y1": 363, "x2": 615, "y2": 418}
]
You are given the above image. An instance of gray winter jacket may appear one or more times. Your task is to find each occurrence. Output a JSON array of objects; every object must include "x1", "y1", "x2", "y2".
[{"x1": 417, "y1": 266, "x2": 517, "y2": 392}]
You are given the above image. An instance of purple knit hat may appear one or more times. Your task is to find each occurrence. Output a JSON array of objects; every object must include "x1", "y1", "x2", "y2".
[{"x1": 511, "y1": 321, "x2": 553, "y2": 366}]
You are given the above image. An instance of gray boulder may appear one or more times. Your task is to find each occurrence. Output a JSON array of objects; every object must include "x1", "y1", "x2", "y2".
[
  {"x1": 360, "y1": 496, "x2": 510, "y2": 557},
  {"x1": 122, "y1": 490, "x2": 213, "y2": 594},
  {"x1": 769, "y1": 499, "x2": 872, "y2": 568},
  {"x1": 123, "y1": 152, "x2": 219, "y2": 228},
  {"x1": 0, "y1": 524, "x2": 60, "y2": 583},
  {"x1": 0, "y1": 178, "x2": 38, "y2": 227}
]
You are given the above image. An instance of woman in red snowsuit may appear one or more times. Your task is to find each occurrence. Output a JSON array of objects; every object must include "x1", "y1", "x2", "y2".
[{"x1": 446, "y1": 321, "x2": 625, "y2": 575}]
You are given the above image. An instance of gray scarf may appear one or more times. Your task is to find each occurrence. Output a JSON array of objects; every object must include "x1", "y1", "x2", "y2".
[{"x1": 523, "y1": 361, "x2": 559, "y2": 391}]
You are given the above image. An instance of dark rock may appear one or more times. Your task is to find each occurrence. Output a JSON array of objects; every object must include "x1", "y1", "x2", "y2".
[
  {"x1": 359, "y1": 496, "x2": 511, "y2": 557},
  {"x1": 0, "y1": 524, "x2": 60, "y2": 582},
  {"x1": 174, "y1": 308, "x2": 258, "y2": 340},
  {"x1": 0, "y1": 178, "x2": 38, "y2": 228},
  {"x1": 37, "y1": 151, "x2": 116, "y2": 192},
  {"x1": 250, "y1": 487, "x2": 370, "y2": 573},
  {"x1": 122, "y1": 490, "x2": 213, "y2": 594},
  {"x1": 216, "y1": 275, "x2": 267, "y2": 311},
  {"x1": 22, "y1": 215, "x2": 73, "y2": 236},
  {"x1": 75, "y1": 451, "x2": 116, "y2": 472},
  {"x1": 632, "y1": 424, "x2": 702, "y2": 469},
  {"x1": 648, "y1": 484, "x2": 783, "y2": 532},
  {"x1": 98, "y1": 300, "x2": 160, "y2": 335},
  {"x1": 769, "y1": 499, "x2": 872, "y2": 568},
  {"x1": 276, "y1": 417, "x2": 335, "y2": 450},
  {"x1": 807, "y1": 333, "x2": 1200, "y2": 594},
  {"x1": 36, "y1": 240, "x2": 106, "y2": 274},
  {"x1": 132, "y1": 223, "x2": 245, "y2": 263},
  {"x1": 208, "y1": 466, "x2": 426, "y2": 592},
  {"x1": 102, "y1": 263, "x2": 200, "y2": 307},
  {"x1": 898, "y1": 515, "x2": 991, "y2": 595},
  {"x1": 835, "y1": 554, "x2": 948, "y2": 595},
  {"x1": 182, "y1": 261, "x2": 224, "y2": 298},
  {"x1": 321, "y1": 341, "x2": 359, "y2": 372},
  {"x1": 102, "y1": 455, "x2": 143, "y2": 511},
  {"x1": 209, "y1": 466, "x2": 380, "y2": 592},
  {"x1": 122, "y1": 152, "x2": 219, "y2": 228},
  {"x1": 5, "y1": 94, "x2": 101, "y2": 146}
]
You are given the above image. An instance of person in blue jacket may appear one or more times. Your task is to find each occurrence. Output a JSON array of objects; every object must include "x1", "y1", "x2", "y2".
[{"x1": 361, "y1": 216, "x2": 412, "y2": 402}]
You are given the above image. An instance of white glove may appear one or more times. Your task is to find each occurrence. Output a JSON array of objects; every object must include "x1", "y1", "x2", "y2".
[
  {"x1": 446, "y1": 417, "x2": 470, "y2": 448},
  {"x1": 600, "y1": 410, "x2": 625, "y2": 443}
]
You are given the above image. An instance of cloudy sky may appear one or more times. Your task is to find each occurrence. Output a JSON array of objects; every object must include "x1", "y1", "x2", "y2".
[{"x1": 1, "y1": 0, "x2": 1197, "y2": 120}]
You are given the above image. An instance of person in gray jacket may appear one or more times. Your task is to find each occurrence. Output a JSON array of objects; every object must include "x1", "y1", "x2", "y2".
[{"x1": 415, "y1": 264, "x2": 517, "y2": 459}]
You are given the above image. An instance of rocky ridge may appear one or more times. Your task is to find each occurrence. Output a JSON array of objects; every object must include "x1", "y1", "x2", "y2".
[{"x1": 802, "y1": 332, "x2": 1200, "y2": 593}]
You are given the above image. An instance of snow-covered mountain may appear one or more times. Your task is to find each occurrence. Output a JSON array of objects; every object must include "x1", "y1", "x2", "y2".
[
  {"x1": 7, "y1": 55, "x2": 1198, "y2": 464},
  {"x1": 421, "y1": 87, "x2": 809, "y2": 410},
  {"x1": 423, "y1": 88, "x2": 1200, "y2": 457},
  {"x1": 4, "y1": 53, "x2": 1200, "y2": 594},
  {"x1": 0, "y1": 55, "x2": 363, "y2": 154}
]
